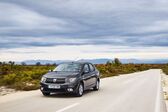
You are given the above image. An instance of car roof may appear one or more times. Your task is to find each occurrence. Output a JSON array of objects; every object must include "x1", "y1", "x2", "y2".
[{"x1": 59, "y1": 61, "x2": 92, "y2": 65}]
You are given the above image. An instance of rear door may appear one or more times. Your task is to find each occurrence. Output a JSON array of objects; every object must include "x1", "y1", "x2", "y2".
[
  {"x1": 88, "y1": 63, "x2": 97, "y2": 86},
  {"x1": 83, "y1": 64, "x2": 92, "y2": 89}
]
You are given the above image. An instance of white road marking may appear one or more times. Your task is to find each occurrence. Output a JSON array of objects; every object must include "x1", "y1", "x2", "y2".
[{"x1": 56, "y1": 103, "x2": 79, "y2": 112}]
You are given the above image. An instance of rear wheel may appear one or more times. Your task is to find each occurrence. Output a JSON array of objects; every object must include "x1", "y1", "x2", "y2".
[
  {"x1": 75, "y1": 83, "x2": 84, "y2": 97},
  {"x1": 42, "y1": 92, "x2": 50, "y2": 96},
  {"x1": 93, "y1": 80, "x2": 99, "y2": 91}
]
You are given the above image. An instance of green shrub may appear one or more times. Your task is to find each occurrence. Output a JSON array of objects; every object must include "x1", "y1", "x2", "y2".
[
  {"x1": 2, "y1": 73, "x2": 17, "y2": 85},
  {"x1": 0, "y1": 63, "x2": 168, "y2": 91}
]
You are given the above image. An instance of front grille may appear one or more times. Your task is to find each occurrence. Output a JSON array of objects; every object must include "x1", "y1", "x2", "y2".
[{"x1": 45, "y1": 78, "x2": 66, "y2": 84}]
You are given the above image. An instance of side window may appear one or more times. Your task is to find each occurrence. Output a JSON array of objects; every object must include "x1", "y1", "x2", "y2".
[
  {"x1": 83, "y1": 64, "x2": 90, "y2": 73},
  {"x1": 89, "y1": 64, "x2": 95, "y2": 72}
]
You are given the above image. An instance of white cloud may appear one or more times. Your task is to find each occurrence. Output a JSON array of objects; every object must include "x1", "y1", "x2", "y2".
[
  {"x1": 0, "y1": 0, "x2": 168, "y2": 60},
  {"x1": 1, "y1": 45, "x2": 168, "y2": 61},
  {"x1": 0, "y1": 2, "x2": 71, "y2": 31}
]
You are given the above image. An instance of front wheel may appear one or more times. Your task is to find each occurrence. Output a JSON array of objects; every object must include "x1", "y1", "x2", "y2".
[
  {"x1": 93, "y1": 80, "x2": 100, "y2": 91},
  {"x1": 75, "y1": 83, "x2": 84, "y2": 97}
]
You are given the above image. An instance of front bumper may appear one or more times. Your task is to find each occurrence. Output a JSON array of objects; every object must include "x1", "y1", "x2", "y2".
[{"x1": 40, "y1": 82, "x2": 78, "y2": 93}]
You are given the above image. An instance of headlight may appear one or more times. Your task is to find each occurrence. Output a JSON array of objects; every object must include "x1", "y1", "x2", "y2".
[
  {"x1": 41, "y1": 77, "x2": 46, "y2": 83},
  {"x1": 68, "y1": 78, "x2": 76, "y2": 83}
]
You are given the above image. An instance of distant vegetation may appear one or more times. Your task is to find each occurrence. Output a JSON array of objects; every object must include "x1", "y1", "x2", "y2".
[
  {"x1": 97, "y1": 59, "x2": 168, "y2": 78},
  {"x1": 0, "y1": 62, "x2": 55, "y2": 90},
  {"x1": 0, "y1": 58, "x2": 168, "y2": 90}
]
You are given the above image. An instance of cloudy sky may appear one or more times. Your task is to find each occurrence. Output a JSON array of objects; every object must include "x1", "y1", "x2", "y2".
[{"x1": 0, "y1": 0, "x2": 168, "y2": 61}]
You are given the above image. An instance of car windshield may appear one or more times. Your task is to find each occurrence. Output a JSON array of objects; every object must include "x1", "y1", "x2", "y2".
[{"x1": 53, "y1": 63, "x2": 82, "y2": 72}]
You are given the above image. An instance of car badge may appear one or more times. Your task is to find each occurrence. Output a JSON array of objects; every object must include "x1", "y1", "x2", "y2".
[{"x1": 53, "y1": 78, "x2": 57, "y2": 82}]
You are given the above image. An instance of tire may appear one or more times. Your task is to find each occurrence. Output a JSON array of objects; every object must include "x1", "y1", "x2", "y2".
[
  {"x1": 75, "y1": 83, "x2": 84, "y2": 97},
  {"x1": 42, "y1": 92, "x2": 50, "y2": 96},
  {"x1": 93, "y1": 79, "x2": 100, "y2": 91}
]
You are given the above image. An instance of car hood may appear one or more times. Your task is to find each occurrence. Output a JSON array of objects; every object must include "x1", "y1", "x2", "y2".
[{"x1": 43, "y1": 71, "x2": 80, "y2": 78}]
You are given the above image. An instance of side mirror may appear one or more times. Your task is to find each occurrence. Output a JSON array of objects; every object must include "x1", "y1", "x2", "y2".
[{"x1": 48, "y1": 70, "x2": 53, "y2": 72}]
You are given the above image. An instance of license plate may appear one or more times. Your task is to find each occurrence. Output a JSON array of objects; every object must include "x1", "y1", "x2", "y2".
[{"x1": 48, "y1": 85, "x2": 60, "y2": 89}]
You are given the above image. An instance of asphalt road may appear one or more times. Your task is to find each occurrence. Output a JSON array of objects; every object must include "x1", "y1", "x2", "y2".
[{"x1": 0, "y1": 69, "x2": 167, "y2": 112}]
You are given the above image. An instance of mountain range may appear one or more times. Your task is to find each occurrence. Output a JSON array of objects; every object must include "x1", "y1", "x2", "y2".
[{"x1": 18, "y1": 58, "x2": 168, "y2": 65}]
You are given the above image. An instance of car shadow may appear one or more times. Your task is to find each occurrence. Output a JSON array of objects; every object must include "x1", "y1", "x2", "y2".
[{"x1": 42, "y1": 89, "x2": 98, "y2": 98}]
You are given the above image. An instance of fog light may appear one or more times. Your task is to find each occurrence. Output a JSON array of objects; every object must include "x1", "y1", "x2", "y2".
[
  {"x1": 67, "y1": 88, "x2": 73, "y2": 92},
  {"x1": 41, "y1": 87, "x2": 44, "y2": 90}
]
